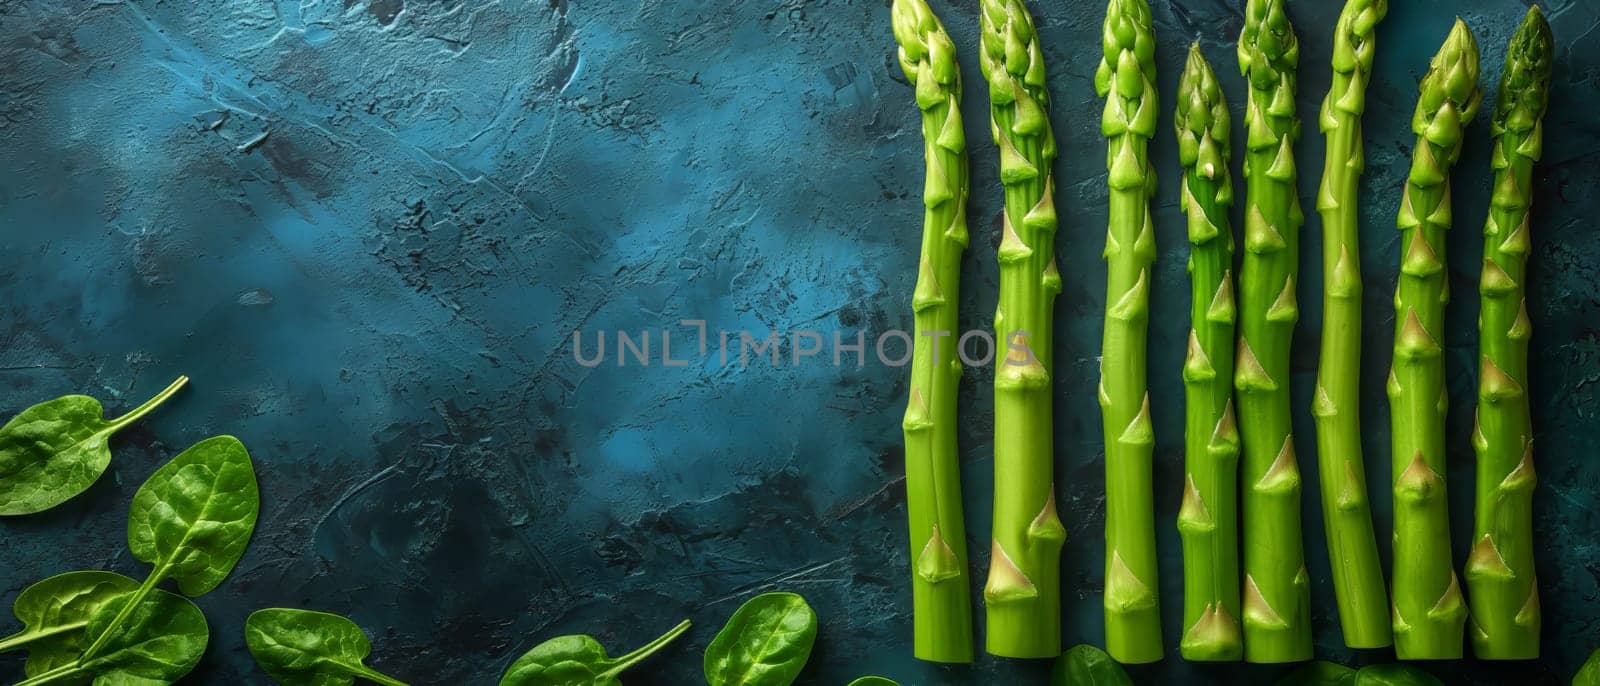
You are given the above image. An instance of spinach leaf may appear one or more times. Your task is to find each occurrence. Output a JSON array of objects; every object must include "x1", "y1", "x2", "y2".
[
  {"x1": 499, "y1": 618, "x2": 691, "y2": 686},
  {"x1": 14, "y1": 588, "x2": 208, "y2": 686},
  {"x1": 245, "y1": 608, "x2": 410, "y2": 686},
  {"x1": 1578, "y1": 648, "x2": 1600, "y2": 686},
  {"x1": 703, "y1": 592, "x2": 817, "y2": 686},
  {"x1": 0, "y1": 571, "x2": 139, "y2": 675},
  {"x1": 75, "y1": 435, "x2": 259, "y2": 664},
  {"x1": 0, "y1": 377, "x2": 187, "y2": 516},
  {"x1": 846, "y1": 678, "x2": 899, "y2": 686},
  {"x1": 78, "y1": 589, "x2": 209, "y2": 683},
  {"x1": 1354, "y1": 664, "x2": 1443, "y2": 686},
  {"x1": 1277, "y1": 661, "x2": 1357, "y2": 686},
  {"x1": 1051, "y1": 644, "x2": 1132, "y2": 686},
  {"x1": 127, "y1": 434, "x2": 260, "y2": 596}
]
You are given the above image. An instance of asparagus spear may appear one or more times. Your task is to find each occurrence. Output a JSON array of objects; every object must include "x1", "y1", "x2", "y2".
[
  {"x1": 978, "y1": 0, "x2": 1065, "y2": 659},
  {"x1": 1389, "y1": 18, "x2": 1480, "y2": 660},
  {"x1": 890, "y1": 0, "x2": 975, "y2": 664},
  {"x1": 1310, "y1": 0, "x2": 1392, "y2": 649},
  {"x1": 1235, "y1": 0, "x2": 1312, "y2": 663},
  {"x1": 1174, "y1": 43, "x2": 1241, "y2": 663},
  {"x1": 1466, "y1": 6, "x2": 1552, "y2": 661},
  {"x1": 1095, "y1": 0, "x2": 1162, "y2": 664}
]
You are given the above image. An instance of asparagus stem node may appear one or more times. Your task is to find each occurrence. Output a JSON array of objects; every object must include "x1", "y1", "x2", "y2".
[
  {"x1": 1097, "y1": 0, "x2": 1163, "y2": 664},
  {"x1": 1311, "y1": 0, "x2": 1392, "y2": 649},
  {"x1": 979, "y1": 0, "x2": 1064, "y2": 659},
  {"x1": 1174, "y1": 42, "x2": 1242, "y2": 663},
  {"x1": 1467, "y1": 6, "x2": 1551, "y2": 661},
  {"x1": 1235, "y1": 0, "x2": 1312, "y2": 663},
  {"x1": 1390, "y1": 18, "x2": 1481, "y2": 661}
]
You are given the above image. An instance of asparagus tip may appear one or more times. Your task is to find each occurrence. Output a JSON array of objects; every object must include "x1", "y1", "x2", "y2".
[{"x1": 1414, "y1": 18, "x2": 1482, "y2": 144}]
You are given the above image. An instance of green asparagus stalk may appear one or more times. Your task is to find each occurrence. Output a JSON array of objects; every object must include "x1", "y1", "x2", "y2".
[
  {"x1": 1174, "y1": 43, "x2": 1242, "y2": 663},
  {"x1": 1310, "y1": 0, "x2": 1392, "y2": 649},
  {"x1": 978, "y1": 0, "x2": 1065, "y2": 659},
  {"x1": 1467, "y1": 6, "x2": 1551, "y2": 661},
  {"x1": 1389, "y1": 18, "x2": 1480, "y2": 660},
  {"x1": 1235, "y1": 0, "x2": 1312, "y2": 663},
  {"x1": 1095, "y1": 0, "x2": 1161, "y2": 664},
  {"x1": 890, "y1": 0, "x2": 974, "y2": 664}
]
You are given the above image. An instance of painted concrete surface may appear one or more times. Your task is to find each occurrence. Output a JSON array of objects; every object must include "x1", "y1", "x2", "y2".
[{"x1": 0, "y1": 0, "x2": 1595, "y2": 683}]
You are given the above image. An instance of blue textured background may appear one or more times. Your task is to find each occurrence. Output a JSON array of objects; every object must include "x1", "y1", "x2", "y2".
[{"x1": 0, "y1": 0, "x2": 1595, "y2": 683}]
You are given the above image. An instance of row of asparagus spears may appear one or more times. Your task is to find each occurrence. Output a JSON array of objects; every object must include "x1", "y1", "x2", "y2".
[{"x1": 890, "y1": 0, "x2": 1555, "y2": 664}]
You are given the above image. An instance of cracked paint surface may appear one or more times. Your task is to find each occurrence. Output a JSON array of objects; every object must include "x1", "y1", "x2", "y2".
[{"x1": 0, "y1": 0, "x2": 1595, "y2": 683}]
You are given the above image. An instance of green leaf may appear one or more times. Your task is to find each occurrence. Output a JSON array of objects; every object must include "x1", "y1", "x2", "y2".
[
  {"x1": 499, "y1": 619, "x2": 691, "y2": 686},
  {"x1": 0, "y1": 377, "x2": 188, "y2": 516},
  {"x1": 245, "y1": 608, "x2": 409, "y2": 686},
  {"x1": 1573, "y1": 649, "x2": 1600, "y2": 686},
  {"x1": 1278, "y1": 661, "x2": 1357, "y2": 686},
  {"x1": 847, "y1": 678, "x2": 900, "y2": 686},
  {"x1": 128, "y1": 435, "x2": 260, "y2": 596},
  {"x1": 500, "y1": 636, "x2": 611, "y2": 686},
  {"x1": 61, "y1": 437, "x2": 259, "y2": 671},
  {"x1": 0, "y1": 571, "x2": 141, "y2": 676},
  {"x1": 76, "y1": 588, "x2": 209, "y2": 684},
  {"x1": 703, "y1": 592, "x2": 817, "y2": 686},
  {"x1": 1051, "y1": 644, "x2": 1132, "y2": 686},
  {"x1": 1355, "y1": 664, "x2": 1443, "y2": 686}
]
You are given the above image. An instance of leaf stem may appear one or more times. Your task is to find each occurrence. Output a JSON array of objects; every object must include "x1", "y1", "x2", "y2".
[
  {"x1": 11, "y1": 661, "x2": 84, "y2": 686},
  {"x1": 606, "y1": 619, "x2": 692, "y2": 675},
  {"x1": 106, "y1": 376, "x2": 189, "y2": 433},
  {"x1": 77, "y1": 567, "x2": 167, "y2": 662},
  {"x1": 0, "y1": 631, "x2": 30, "y2": 654},
  {"x1": 350, "y1": 665, "x2": 410, "y2": 686},
  {"x1": 0, "y1": 622, "x2": 89, "y2": 654}
]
